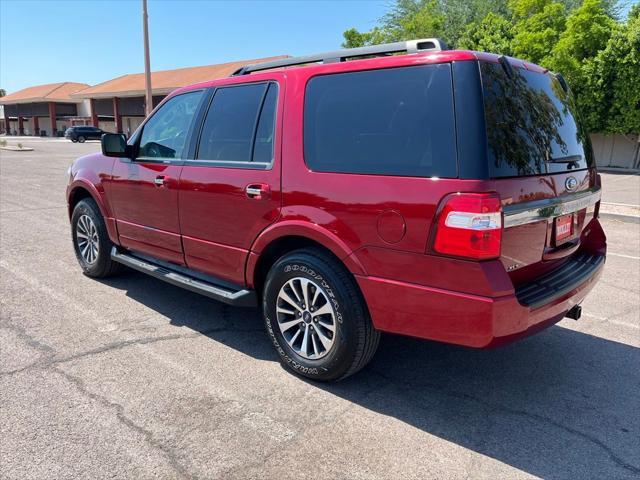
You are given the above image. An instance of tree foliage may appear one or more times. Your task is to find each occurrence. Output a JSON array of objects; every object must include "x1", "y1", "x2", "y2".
[
  {"x1": 458, "y1": 12, "x2": 514, "y2": 55},
  {"x1": 581, "y1": 11, "x2": 640, "y2": 133},
  {"x1": 341, "y1": 0, "x2": 637, "y2": 133},
  {"x1": 510, "y1": 0, "x2": 566, "y2": 65}
]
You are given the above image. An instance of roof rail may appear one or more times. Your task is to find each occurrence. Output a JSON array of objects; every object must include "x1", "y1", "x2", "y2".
[{"x1": 231, "y1": 38, "x2": 448, "y2": 76}]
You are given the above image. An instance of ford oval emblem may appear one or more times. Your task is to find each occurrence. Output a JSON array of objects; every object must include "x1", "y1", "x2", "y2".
[{"x1": 565, "y1": 176, "x2": 578, "y2": 192}]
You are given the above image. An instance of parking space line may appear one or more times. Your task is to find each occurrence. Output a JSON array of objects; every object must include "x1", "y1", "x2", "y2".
[{"x1": 606, "y1": 252, "x2": 640, "y2": 260}]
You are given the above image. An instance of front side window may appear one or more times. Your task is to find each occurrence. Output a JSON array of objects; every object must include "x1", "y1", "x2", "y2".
[
  {"x1": 196, "y1": 82, "x2": 277, "y2": 164},
  {"x1": 304, "y1": 64, "x2": 457, "y2": 177},
  {"x1": 138, "y1": 91, "x2": 203, "y2": 159}
]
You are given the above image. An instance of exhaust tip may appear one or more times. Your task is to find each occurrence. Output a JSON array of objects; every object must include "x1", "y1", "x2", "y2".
[{"x1": 566, "y1": 305, "x2": 582, "y2": 320}]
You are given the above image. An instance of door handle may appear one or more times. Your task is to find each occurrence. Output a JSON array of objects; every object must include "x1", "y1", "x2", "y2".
[
  {"x1": 154, "y1": 175, "x2": 167, "y2": 187},
  {"x1": 245, "y1": 183, "x2": 271, "y2": 200}
]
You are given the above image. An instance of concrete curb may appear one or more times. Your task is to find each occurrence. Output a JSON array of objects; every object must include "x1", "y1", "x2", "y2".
[
  {"x1": 0, "y1": 146, "x2": 35, "y2": 152},
  {"x1": 599, "y1": 212, "x2": 640, "y2": 224},
  {"x1": 598, "y1": 167, "x2": 640, "y2": 174}
]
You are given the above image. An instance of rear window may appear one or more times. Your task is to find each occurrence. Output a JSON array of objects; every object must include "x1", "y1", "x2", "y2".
[
  {"x1": 481, "y1": 61, "x2": 593, "y2": 178},
  {"x1": 304, "y1": 64, "x2": 457, "y2": 178}
]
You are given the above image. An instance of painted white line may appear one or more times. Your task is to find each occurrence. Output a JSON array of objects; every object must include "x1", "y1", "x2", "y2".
[
  {"x1": 582, "y1": 312, "x2": 639, "y2": 329},
  {"x1": 601, "y1": 202, "x2": 640, "y2": 208},
  {"x1": 607, "y1": 252, "x2": 640, "y2": 260}
]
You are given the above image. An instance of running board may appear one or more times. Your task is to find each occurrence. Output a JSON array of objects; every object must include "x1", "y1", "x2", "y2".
[{"x1": 110, "y1": 247, "x2": 257, "y2": 307}]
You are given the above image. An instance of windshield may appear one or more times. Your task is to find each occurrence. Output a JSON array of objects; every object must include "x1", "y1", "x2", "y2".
[{"x1": 480, "y1": 61, "x2": 594, "y2": 178}]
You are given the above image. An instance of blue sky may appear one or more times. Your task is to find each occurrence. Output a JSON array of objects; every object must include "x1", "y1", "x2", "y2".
[{"x1": 0, "y1": 0, "x2": 388, "y2": 93}]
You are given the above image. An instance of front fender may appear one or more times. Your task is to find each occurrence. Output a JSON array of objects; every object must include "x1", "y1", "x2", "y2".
[
  {"x1": 67, "y1": 153, "x2": 117, "y2": 243},
  {"x1": 67, "y1": 176, "x2": 109, "y2": 218}
]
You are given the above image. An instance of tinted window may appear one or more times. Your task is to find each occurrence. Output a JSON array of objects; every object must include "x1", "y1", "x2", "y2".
[
  {"x1": 139, "y1": 91, "x2": 202, "y2": 159},
  {"x1": 304, "y1": 64, "x2": 457, "y2": 177},
  {"x1": 481, "y1": 61, "x2": 593, "y2": 178},
  {"x1": 197, "y1": 83, "x2": 276, "y2": 163},
  {"x1": 253, "y1": 84, "x2": 278, "y2": 163}
]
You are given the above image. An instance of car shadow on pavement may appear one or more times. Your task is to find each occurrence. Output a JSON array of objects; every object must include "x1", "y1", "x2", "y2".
[{"x1": 102, "y1": 271, "x2": 640, "y2": 479}]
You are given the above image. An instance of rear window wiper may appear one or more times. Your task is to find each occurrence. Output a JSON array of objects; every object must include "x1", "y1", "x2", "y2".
[{"x1": 548, "y1": 154, "x2": 582, "y2": 164}]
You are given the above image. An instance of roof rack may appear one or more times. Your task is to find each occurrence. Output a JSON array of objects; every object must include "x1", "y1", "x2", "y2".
[{"x1": 231, "y1": 38, "x2": 448, "y2": 76}]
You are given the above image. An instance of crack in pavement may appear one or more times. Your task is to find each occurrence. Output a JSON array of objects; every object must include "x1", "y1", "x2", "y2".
[
  {"x1": 0, "y1": 322, "x2": 264, "y2": 478},
  {"x1": 369, "y1": 369, "x2": 640, "y2": 476},
  {"x1": 0, "y1": 324, "x2": 263, "y2": 376},
  {"x1": 50, "y1": 364, "x2": 193, "y2": 480},
  {"x1": 221, "y1": 378, "x2": 391, "y2": 478}
]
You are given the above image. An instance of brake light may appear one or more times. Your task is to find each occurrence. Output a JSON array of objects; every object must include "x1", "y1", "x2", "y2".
[{"x1": 432, "y1": 193, "x2": 502, "y2": 260}]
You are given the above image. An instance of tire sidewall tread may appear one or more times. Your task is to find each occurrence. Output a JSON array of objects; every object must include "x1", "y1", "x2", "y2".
[
  {"x1": 263, "y1": 248, "x2": 379, "y2": 382},
  {"x1": 71, "y1": 198, "x2": 122, "y2": 278}
]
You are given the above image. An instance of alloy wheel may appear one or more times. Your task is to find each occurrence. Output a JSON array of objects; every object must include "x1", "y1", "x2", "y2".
[
  {"x1": 76, "y1": 214, "x2": 99, "y2": 264},
  {"x1": 276, "y1": 277, "x2": 337, "y2": 360}
]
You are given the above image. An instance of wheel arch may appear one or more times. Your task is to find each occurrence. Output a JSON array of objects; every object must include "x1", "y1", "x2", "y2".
[
  {"x1": 67, "y1": 180, "x2": 119, "y2": 244},
  {"x1": 247, "y1": 222, "x2": 367, "y2": 295},
  {"x1": 67, "y1": 181, "x2": 105, "y2": 217}
]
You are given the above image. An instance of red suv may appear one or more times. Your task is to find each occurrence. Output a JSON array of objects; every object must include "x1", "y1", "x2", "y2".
[{"x1": 67, "y1": 39, "x2": 606, "y2": 381}]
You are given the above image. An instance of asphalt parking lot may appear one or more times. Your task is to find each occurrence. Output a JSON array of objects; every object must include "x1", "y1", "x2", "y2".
[{"x1": 1, "y1": 138, "x2": 639, "y2": 479}]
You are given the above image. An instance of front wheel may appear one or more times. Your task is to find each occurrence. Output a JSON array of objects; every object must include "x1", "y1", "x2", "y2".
[
  {"x1": 77, "y1": 136, "x2": 86, "y2": 143},
  {"x1": 71, "y1": 198, "x2": 123, "y2": 278},
  {"x1": 263, "y1": 248, "x2": 380, "y2": 382}
]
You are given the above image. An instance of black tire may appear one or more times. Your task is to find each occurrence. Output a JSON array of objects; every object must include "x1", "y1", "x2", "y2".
[
  {"x1": 71, "y1": 139, "x2": 78, "y2": 143},
  {"x1": 71, "y1": 198, "x2": 123, "y2": 278},
  {"x1": 77, "y1": 136, "x2": 86, "y2": 143},
  {"x1": 263, "y1": 248, "x2": 380, "y2": 382}
]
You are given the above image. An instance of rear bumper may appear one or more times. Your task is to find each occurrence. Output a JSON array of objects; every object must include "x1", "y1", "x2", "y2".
[{"x1": 355, "y1": 251, "x2": 605, "y2": 348}]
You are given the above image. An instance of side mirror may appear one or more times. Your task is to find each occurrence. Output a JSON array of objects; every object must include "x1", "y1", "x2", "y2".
[{"x1": 101, "y1": 133, "x2": 130, "y2": 158}]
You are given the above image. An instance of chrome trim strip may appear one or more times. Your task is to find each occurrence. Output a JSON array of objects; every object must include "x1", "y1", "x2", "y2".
[{"x1": 503, "y1": 187, "x2": 601, "y2": 228}]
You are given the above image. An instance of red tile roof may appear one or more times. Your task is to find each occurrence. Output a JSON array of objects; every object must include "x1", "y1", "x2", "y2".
[
  {"x1": 0, "y1": 82, "x2": 90, "y2": 104},
  {"x1": 72, "y1": 56, "x2": 288, "y2": 99}
]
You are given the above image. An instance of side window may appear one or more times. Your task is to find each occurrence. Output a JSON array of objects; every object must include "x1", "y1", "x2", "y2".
[
  {"x1": 304, "y1": 64, "x2": 457, "y2": 178},
  {"x1": 253, "y1": 83, "x2": 277, "y2": 163},
  {"x1": 196, "y1": 82, "x2": 277, "y2": 164},
  {"x1": 138, "y1": 91, "x2": 203, "y2": 160}
]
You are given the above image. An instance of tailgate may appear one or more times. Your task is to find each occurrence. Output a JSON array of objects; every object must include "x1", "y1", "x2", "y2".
[{"x1": 478, "y1": 58, "x2": 599, "y2": 281}]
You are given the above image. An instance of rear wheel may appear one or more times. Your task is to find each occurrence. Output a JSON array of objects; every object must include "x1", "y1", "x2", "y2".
[
  {"x1": 77, "y1": 136, "x2": 86, "y2": 143},
  {"x1": 71, "y1": 198, "x2": 123, "y2": 278},
  {"x1": 263, "y1": 248, "x2": 380, "y2": 381}
]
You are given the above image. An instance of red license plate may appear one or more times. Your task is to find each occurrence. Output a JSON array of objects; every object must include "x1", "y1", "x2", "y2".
[{"x1": 555, "y1": 214, "x2": 573, "y2": 242}]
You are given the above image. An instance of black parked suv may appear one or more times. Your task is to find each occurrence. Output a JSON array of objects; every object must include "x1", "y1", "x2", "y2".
[{"x1": 65, "y1": 126, "x2": 104, "y2": 143}]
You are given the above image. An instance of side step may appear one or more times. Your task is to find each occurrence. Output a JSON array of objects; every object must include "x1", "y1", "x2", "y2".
[{"x1": 110, "y1": 247, "x2": 257, "y2": 307}]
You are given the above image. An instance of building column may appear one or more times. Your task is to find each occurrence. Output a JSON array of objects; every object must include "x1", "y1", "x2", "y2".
[
  {"x1": 112, "y1": 97, "x2": 122, "y2": 133},
  {"x1": 18, "y1": 117, "x2": 24, "y2": 135},
  {"x1": 33, "y1": 116, "x2": 40, "y2": 136},
  {"x1": 90, "y1": 98, "x2": 99, "y2": 127},
  {"x1": 48, "y1": 102, "x2": 57, "y2": 136},
  {"x1": 3, "y1": 117, "x2": 9, "y2": 134}
]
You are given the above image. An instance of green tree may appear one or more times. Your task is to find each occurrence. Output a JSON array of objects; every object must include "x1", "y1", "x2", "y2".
[
  {"x1": 342, "y1": 0, "x2": 446, "y2": 47},
  {"x1": 342, "y1": 27, "x2": 387, "y2": 48},
  {"x1": 544, "y1": 0, "x2": 617, "y2": 131},
  {"x1": 509, "y1": 0, "x2": 567, "y2": 65},
  {"x1": 549, "y1": 0, "x2": 616, "y2": 79},
  {"x1": 458, "y1": 12, "x2": 514, "y2": 55},
  {"x1": 341, "y1": 0, "x2": 512, "y2": 48},
  {"x1": 581, "y1": 11, "x2": 640, "y2": 133}
]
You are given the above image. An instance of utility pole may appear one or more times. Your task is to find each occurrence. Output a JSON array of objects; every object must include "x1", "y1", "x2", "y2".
[{"x1": 142, "y1": 0, "x2": 153, "y2": 116}]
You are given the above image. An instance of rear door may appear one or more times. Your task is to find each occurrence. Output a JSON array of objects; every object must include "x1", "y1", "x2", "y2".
[
  {"x1": 477, "y1": 60, "x2": 599, "y2": 279},
  {"x1": 178, "y1": 80, "x2": 282, "y2": 285},
  {"x1": 108, "y1": 90, "x2": 204, "y2": 264}
]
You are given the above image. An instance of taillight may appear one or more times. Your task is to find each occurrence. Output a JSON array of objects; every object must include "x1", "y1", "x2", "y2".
[{"x1": 432, "y1": 193, "x2": 502, "y2": 260}]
